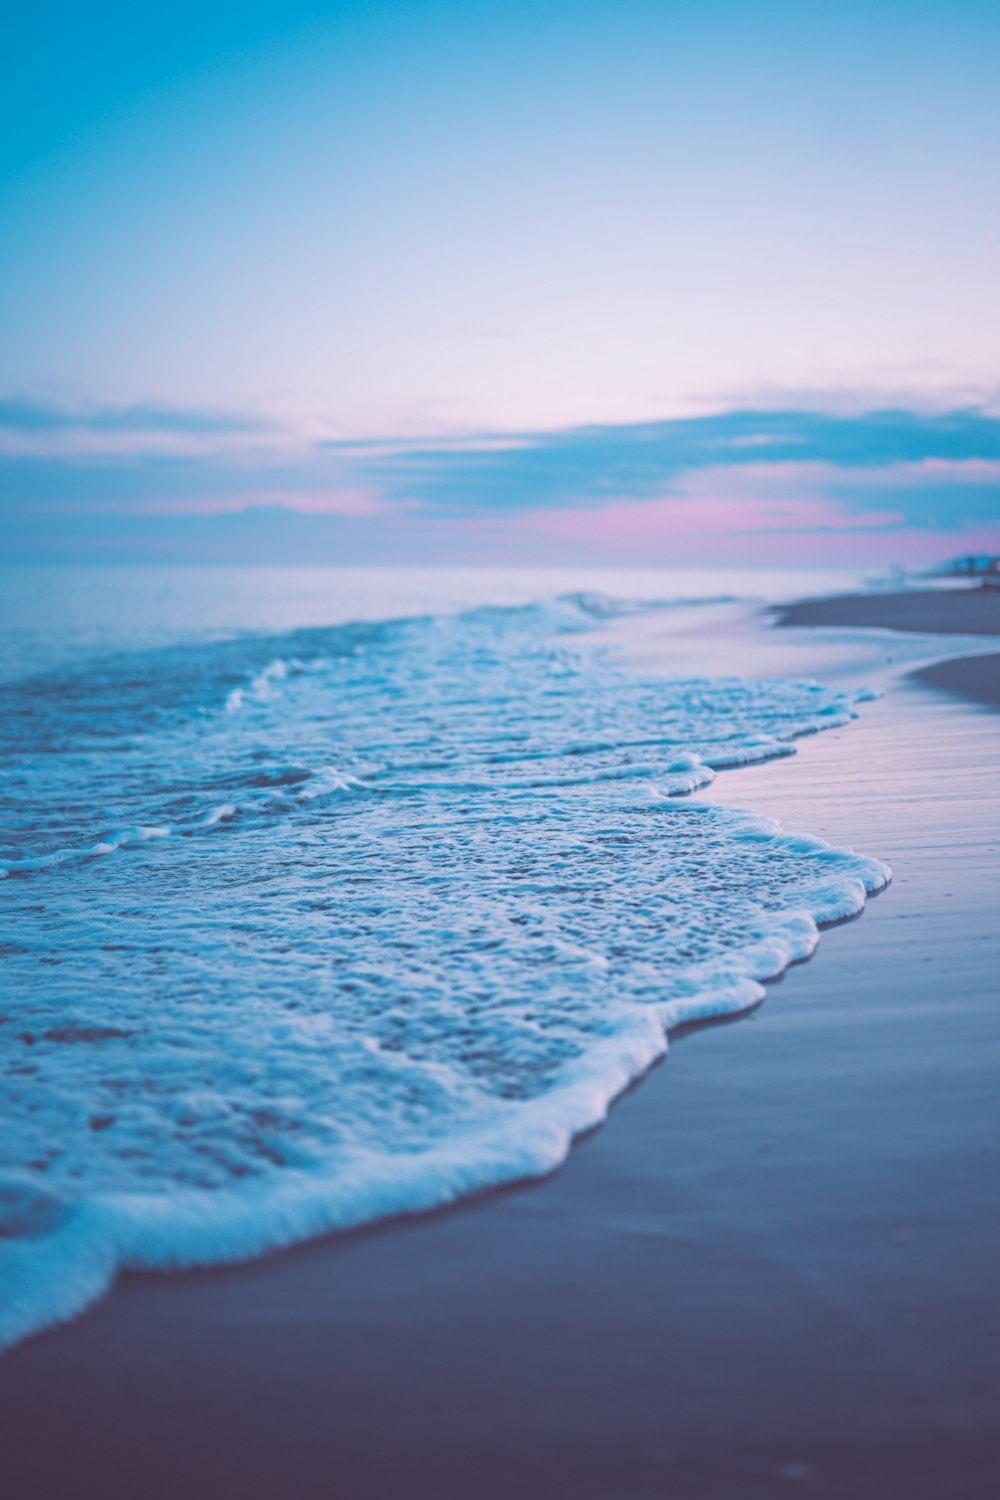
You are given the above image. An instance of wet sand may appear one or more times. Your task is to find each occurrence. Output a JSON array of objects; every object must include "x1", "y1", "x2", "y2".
[
  {"x1": 1, "y1": 637, "x2": 998, "y2": 1499},
  {"x1": 911, "y1": 654, "x2": 1000, "y2": 710},
  {"x1": 773, "y1": 581, "x2": 1000, "y2": 707},
  {"x1": 774, "y1": 584, "x2": 1000, "y2": 636}
]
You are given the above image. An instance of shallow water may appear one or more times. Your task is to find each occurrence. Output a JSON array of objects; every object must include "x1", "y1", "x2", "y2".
[{"x1": 0, "y1": 569, "x2": 886, "y2": 1348}]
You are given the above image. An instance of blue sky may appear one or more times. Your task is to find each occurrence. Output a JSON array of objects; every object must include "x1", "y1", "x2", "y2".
[{"x1": 2, "y1": 1, "x2": 999, "y2": 562}]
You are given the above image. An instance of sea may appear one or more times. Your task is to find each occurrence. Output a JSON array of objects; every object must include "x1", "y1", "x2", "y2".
[{"x1": 0, "y1": 566, "x2": 890, "y2": 1349}]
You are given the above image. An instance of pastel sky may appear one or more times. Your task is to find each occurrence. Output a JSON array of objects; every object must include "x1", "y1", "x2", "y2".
[{"x1": 3, "y1": 1, "x2": 999, "y2": 564}]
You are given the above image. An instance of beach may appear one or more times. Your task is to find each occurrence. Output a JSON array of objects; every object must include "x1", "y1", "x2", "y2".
[
  {"x1": 1, "y1": 588, "x2": 998, "y2": 1499},
  {"x1": 7, "y1": 0, "x2": 1000, "y2": 1489},
  {"x1": 775, "y1": 584, "x2": 1000, "y2": 637}
]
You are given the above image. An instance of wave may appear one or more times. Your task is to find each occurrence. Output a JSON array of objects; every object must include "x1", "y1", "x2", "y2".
[
  {"x1": 0, "y1": 824, "x2": 172, "y2": 878},
  {"x1": 0, "y1": 590, "x2": 889, "y2": 1350},
  {"x1": 0, "y1": 767, "x2": 363, "y2": 878},
  {"x1": 0, "y1": 816, "x2": 887, "y2": 1352}
]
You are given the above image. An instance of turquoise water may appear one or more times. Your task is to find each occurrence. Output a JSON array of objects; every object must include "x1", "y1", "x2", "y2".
[{"x1": 0, "y1": 568, "x2": 886, "y2": 1348}]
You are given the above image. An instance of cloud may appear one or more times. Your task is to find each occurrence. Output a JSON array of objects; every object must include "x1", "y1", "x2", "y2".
[
  {"x1": 0, "y1": 396, "x2": 282, "y2": 461},
  {"x1": 354, "y1": 408, "x2": 1000, "y2": 521},
  {"x1": 513, "y1": 468, "x2": 905, "y2": 545},
  {"x1": 1, "y1": 400, "x2": 998, "y2": 565},
  {"x1": 0, "y1": 396, "x2": 275, "y2": 436}
]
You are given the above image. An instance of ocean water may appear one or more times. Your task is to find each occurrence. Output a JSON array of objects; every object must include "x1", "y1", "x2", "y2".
[{"x1": 0, "y1": 567, "x2": 888, "y2": 1349}]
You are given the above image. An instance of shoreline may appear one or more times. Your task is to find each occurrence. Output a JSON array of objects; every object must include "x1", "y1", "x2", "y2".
[
  {"x1": 909, "y1": 653, "x2": 1000, "y2": 710},
  {"x1": 771, "y1": 585, "x2": 1000, "y2": 711},
  {"x1": 773, "y1": 585, "x2": 1000, "y2": 638},
  {"x1": 2, "y1": 598, "x2": 998, "y2": 1498}
]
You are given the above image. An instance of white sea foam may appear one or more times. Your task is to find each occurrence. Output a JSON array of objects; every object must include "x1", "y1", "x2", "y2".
[
  {"x1": 225, "y1": 657, "x2": 300, "y2": 715},
  {"x1": 0, "y1": 592, "x2": 889, "y2": 1350},
  {"x1": 0, "y1": 825, "x2": 172, "y2": 878},
  {"x1": 296, "y1": 766, "x2": 363, "y2": 800},
  {"x1": 0, "y1": 840, "x2": 886, "y2": 1353}
]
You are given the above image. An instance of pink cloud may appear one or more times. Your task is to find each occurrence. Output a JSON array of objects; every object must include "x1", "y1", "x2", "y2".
[
  {"x1": 510, "y1": 463, "x2": 903, "y2": 547},
  {"x1": 395, "y1": 453, "x2": 996, "y2": 566}
]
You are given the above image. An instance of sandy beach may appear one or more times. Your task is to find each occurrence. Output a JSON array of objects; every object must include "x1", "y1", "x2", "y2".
[
  {"x1": 1, "y1": 595, "x2": 998, "y2": 1500},
  {"x1": 775, "y1": 585, "x2": 1000, "y2": 637}
]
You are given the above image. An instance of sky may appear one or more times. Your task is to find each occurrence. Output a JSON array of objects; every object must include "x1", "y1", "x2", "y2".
[{"x1": 2, "y1": 0, "x2": 999, "y2": 565}]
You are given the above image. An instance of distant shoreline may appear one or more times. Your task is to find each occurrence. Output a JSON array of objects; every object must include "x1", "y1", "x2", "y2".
[
  {"x1": 907, "y1": 654, "x2": 1000, "y2": 711},
  {"x1": 773, "y1": 584, "x2": 1000, "y2": 638},
  {"x1": 773, "y1": 585, "x2": 1000, "y2": 710}
]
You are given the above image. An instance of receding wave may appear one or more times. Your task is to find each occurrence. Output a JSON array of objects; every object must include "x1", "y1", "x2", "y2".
[{"x1": 0, "y1": 592, "x2": 888, "y2": 1349}]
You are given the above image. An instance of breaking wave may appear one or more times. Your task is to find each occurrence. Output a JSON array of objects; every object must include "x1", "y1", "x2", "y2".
[{"x1": 0, "y1": 593, "x2": 887, "y2": 1349}]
